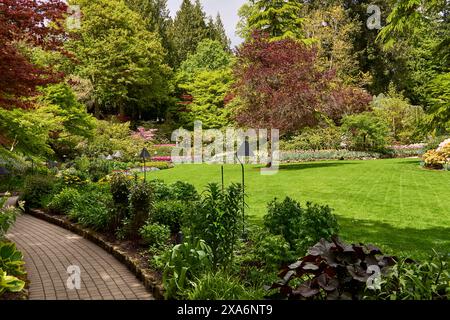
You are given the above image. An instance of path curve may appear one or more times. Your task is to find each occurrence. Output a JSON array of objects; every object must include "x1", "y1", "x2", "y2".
[{"x1": 7, "y1": 214, "x2": 153, "y2": 300}]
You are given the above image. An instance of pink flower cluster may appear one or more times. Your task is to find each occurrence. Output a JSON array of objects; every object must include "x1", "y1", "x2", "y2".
[
  {"x1": 151, "y1": 156, "x2": 172, "y2": 162},
  {"x1": 132, "y1": 127, "x2": 157, "y2": 141}
]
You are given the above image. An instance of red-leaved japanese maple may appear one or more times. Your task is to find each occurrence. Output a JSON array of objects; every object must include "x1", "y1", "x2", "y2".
[
  {"x1": 232, "y1": 33, "x2": 372, "y2": 135},
  {"x1": 0, "y1": 0, "x2": 68, "y2": 109}
]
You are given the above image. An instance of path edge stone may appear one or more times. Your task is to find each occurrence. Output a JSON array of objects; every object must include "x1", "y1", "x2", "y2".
[{"x1": 28, "y1": 209, "x2": 165, "y2": 300}]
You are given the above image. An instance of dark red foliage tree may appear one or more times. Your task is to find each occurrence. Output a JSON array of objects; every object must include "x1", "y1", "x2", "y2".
[
  {"x1": 0, "y1": 0, "x2": 68, "y2": 109},
  {"x1": 232, "y1": 33, "x2": 372, "y2": 135}
]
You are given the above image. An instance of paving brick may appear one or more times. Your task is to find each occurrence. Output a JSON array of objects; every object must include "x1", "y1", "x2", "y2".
[{"x1": 8, "y1": 214, "x2": 153, "y2": 300}]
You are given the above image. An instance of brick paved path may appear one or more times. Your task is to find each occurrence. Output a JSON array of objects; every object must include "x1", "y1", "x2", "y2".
[{"x1": 7, "y1": 214, "x2": 153, "y2": 300}]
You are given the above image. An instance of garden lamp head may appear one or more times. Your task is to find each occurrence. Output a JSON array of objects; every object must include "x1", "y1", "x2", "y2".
[
  {"x1": 140, "y1": 148, "x2": 151, "y2": 160},
  {"x1": 237, "y1": 140, "x2": 254, "y2": 158}
]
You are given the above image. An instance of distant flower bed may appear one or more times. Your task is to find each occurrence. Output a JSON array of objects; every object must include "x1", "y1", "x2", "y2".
[
  {"x1": 281, "y1": 150, "x2": 383, "y2": 162},
  {"x1": 391, "y1": 143, "x2": 426, "y2": 150},
  {"x1": 151, "y1": 156, "x2": 172, "y2": 162}
]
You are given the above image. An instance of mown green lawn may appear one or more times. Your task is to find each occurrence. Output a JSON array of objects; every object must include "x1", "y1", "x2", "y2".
[{"x1": 145, "y1": 158, "x2": 450, "y2": 259}]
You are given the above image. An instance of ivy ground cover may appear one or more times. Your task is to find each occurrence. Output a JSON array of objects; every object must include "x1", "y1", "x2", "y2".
[{"x1": 145, "y1": 158, "x2": 450, "y2": 259}]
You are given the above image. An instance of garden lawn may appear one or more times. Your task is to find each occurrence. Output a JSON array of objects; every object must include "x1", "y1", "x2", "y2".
[{"x1": 146, "y1": 158, "x2": 450, "y2": 259}]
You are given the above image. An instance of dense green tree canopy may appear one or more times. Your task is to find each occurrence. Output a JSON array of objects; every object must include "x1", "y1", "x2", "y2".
[{"x1": 68, "y1": 0, "x2": 172, "y2": 118}]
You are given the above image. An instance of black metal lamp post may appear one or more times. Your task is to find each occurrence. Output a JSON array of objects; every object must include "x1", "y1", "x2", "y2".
[
  {"x1": 235, "y1": 139, "x2": 253, "y2": 237},
  {"x1": 140, "y1": 148, "x2": 151, "y2": 181}
]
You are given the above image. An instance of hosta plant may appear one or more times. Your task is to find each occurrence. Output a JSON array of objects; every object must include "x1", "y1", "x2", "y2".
[
  {"x1": 268, "y1": 237, "x2": 397, "y2": 300},
  {"x1": 0, "y1": 269, "x2": 25, "y2": 295},
  {"x1": 160, "y1": 238, "x2": 213, "y2": 299},
  {"x1": 0, "y1": 242, "x2": 26, "y2": 277}
]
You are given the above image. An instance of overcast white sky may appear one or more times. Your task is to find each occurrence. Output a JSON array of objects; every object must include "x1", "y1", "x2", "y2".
[{"x1": 167, "y1": 0, "x2": 246, "y2": 47}]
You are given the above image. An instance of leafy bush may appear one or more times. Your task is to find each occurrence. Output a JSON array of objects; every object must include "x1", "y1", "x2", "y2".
[
  {"x1": 139, "y1": 223, "x2": 170, "y2": 248},
  {"x1": 109, "y1": 173, "x2": 132, "y2": 230},
  {"x1": 281, "y1": 125, "x2": 342, "y2": 151},
  {"x1": 373, "y1": 253, "x2": 449, "y2": 300},
  {"x1": 185, "y1": 183, "x2": 242, "y2": 267},
  {"x1": 152, "y1": 200, "x2": 186, "y2": 233},
  {"x1": 187, "y1": 272, "x2": 258, "y2": 300},
  {"x1": 126, "y1": 181, "x2": 153, "y2": 239},
  {"x1": 160, "y1": 239, "x2": 213, "y2": 299},
  {"x1": 77, "y1": 120, "x2": 149, "y2": 162},
  {"x1": 69, "y1": 184, "x2": 112, "y2": 231},
  {"x1": 47, "y1": 187, "x2": 80, "y2": 214},
  {"x1": 264, "y1": 197, "x2": 302, "y2": 247},
  {"x1": 148, "y1": 179, "x2": 173, "y2": 201},
  {"x1": 0, "y1": 205, "x2": 22, "y2": 239},
  {"x1": 263, "y1": 197, "x2": 339, "y2": 255},
  {"x1": 0, "y1": 242, "x2": 25, "y2": 277},
  {"x1": 254, "y1": 233, "x2": 294, "y2": 271},
  {"x1": 20, "y1": 175, "x2": 58, "y2": 209},
  {"x1": 87, "y1": 157, "x2": 111, "y2": 182},
  {"x1": 296, "y1": 202, "x2": 339, "y2": 254},
  {"x1": 372, "y1": 89, "x2": 426, "y2": 144},
  {"x1": 170, "y1": 181, "x2": 199, "y2": 201},
  {"x1": 58, "y1": 168, "x2": 88, "y2": 186},
  {"x1": 147, "y1": 180, "x2": 199, "y2": 202},
  {"x1": 341, "y1": 112, "x2": 391, "y2": 152},
  {"x1": 269, "y1": 237, "x2": 397, "y2": 300}
]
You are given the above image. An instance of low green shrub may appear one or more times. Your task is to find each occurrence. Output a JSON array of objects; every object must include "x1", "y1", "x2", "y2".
[
  {"x1": 152, "y1": 200, "x2": 186, "y2": 233},
  {"x1": 263, "y1": 197, "x2": 339, "y2": 255},
  {"x1": 20, "y1": 175, "x2": 58, "y2": 209},
  {"x1": 281, "y1": 125, "x2": 341, "y2": 151},
  {"x1": 47, "y1": 187, "x2": 80, "y2": 214},
  {"x1": 126, "y1": 181, "x2": 154, "y2": 239},
  {"x1": 148, "y1": 179, "x2": 173, "y2": 201},
  {"x1": 295, "y1": 202, "x2": 339, "y2": 254},
  {"x1": 58, "y1": 167, "x2": 89, "y2": 186},
  {"x1": 139, "y1": 223, "x2": 171, "y2": 248},
  {"x1": 187, "y1": 272, "x2": 259, "y2": 300},
  {"x1": 160, "y1": 238, "x2": 213, "y2": 299},
  {"x1": 109, "y1": 173, "x2": 132, "y2": 230},
  {"x1": 69, "y1": 184, "x2": 112, "y2": 231},
  {"x1": 254, "y1": 233, "x2": 294, "y2": 271},
  {"x1": 170, "y1": 181, "x2": 199, "y2": 202},
  {"x1": 264, "y1": 197, "x2": 302, "y2": 248},
  {"x1": 184, "y1": 183, "x2": 242, "y2": 267},
  {"x1": 88, "y1": 158, "x2": 111, "y2": 182},
  {"x1": 0, "y1": 204, "x2": 22, "y2": 239},
  {"x1": 341, "y1": 112, "x2": 391, "y2": 152},
  {"x1": 373, "y1": 253, "x2": 449, "y2": 300}
]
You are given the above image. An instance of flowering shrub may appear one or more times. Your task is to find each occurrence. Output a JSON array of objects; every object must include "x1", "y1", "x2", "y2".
[
  {"x1": 423, "y1": 140, "x2": 450, "y2": 169},
  {"x1": 132, "y1": 127, "x2": 157, "y2": 141}
]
